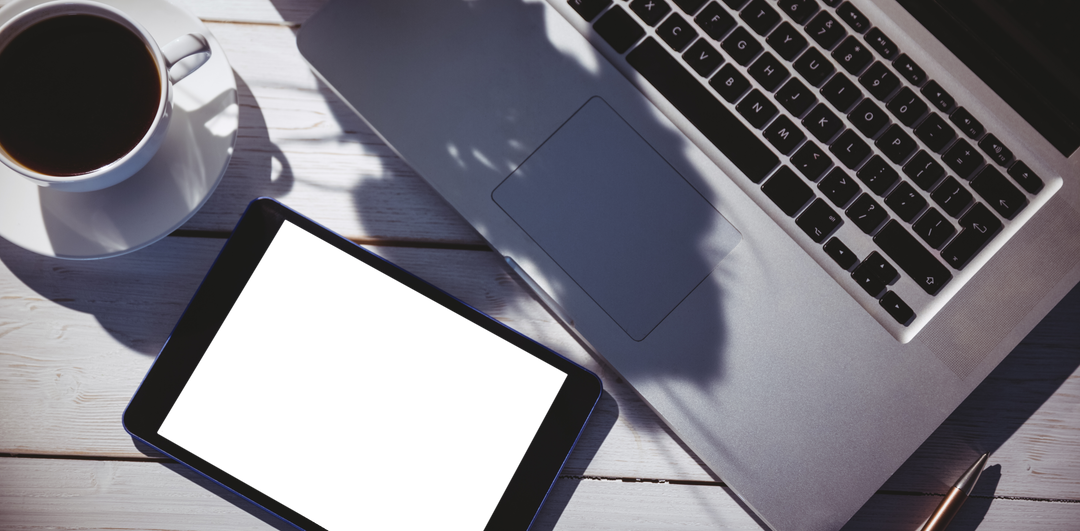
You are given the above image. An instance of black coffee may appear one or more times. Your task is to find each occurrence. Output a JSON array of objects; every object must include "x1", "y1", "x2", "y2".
[{"x1": 0, "y1": 14, "x2": 160, "y2": 176}]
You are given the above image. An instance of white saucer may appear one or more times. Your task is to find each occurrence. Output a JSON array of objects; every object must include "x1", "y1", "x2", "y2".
[{"x1": 0, "y1": 0, "x2": 238, "y2": 259}]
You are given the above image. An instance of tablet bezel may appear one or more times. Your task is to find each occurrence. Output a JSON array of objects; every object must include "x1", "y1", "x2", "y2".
[{"x1": 124, "y1": 198, "x2": 602, "y2": 531}]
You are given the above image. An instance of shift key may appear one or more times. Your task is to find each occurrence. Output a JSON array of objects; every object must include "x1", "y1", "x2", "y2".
[{"x1": 874, "y1": 220, "x2": 952, "y2": 295}]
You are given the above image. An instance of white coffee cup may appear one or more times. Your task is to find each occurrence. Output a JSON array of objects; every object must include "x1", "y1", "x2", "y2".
[{"x1": 0, "y1": 0, "x2": 211, "y2": 192}]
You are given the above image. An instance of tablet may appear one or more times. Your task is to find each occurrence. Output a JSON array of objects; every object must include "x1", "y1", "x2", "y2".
[{"x1": 124, "y1": 198, "x2": 602, "y2": 531}]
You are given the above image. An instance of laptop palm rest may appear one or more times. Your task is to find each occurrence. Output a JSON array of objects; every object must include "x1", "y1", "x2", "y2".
[{"x1": 493, "y1": 98, "x2": 741, "y2": 341}]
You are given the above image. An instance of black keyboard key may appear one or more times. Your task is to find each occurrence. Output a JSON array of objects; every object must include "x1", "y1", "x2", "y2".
[
  {"x1": 832, "y1": 36, "x2": 872, "y2": 75},
  {"x1": 710, "y1": 63, "x2": 751, "y2": 102},
  {"x1": 823, "y1": 0, "x2": 841, "y2": 6},
  {"x1": 630, "y1": 0, "x2": 672, "y2": 26},
  {"x1": 778, "y1": 0, "x2": 819, "y2": 25},
  {"x1": 921, "y1": 80, "x2": 954, "y2": 113},
  {"x1": 830, "y1": 129, "x2": 872, "y2": 169},
  {"x1": 1008, "y1": 161, "x2": 1044, "y2": 194},
  {"x1": 806, "y1": 11, "x2": 846, "y2": 49},
  {"x1": 658, "y1": 13, "x2": 699, "y2": 51},
  {"x1": 684, "y1": 38, "x2": 724, "y2": 76},
  {"x1": 903, "y1": 150, "x2": 945, "y2": 190},
  {"x1": 696, "y1": 2, "x2": 737, "y2": 40},
  {"x1": 892, "y1": 54, "x2": 925, "y2": 86},
  {"x1": 820, "y1": 73, "x2": 861, "y2": 112},
  {"x1": 885, "y1": 181, "x2": 927, "y2": 222},
  {"x1": 876, "y1": 124, "x2": 917, "y2": 164},
  {"x1": 722, "y1": 26, "x2": 764, "y2": 65},
  {"x1": 913, "y1": 207, "x2": 955, "y2": 249},
  {"x1": 978, "y1": 133, "x2": 1013, "y2": 167},
  {"x1": 793, "y1": 47, "x2": 834, "y2": 87},
  {"x1": 886, "y1": 86, "x2": 928, "y2": 127},
  {"x1": 803, "y1": 103, "x2": 843, "y2": 143},
  {"x1": 595, "y1": 5, "x2": 646, "y2": 53},
  {"x1": 762, "y1": 166, "x2": 814, "y2": 215},
  {"x1": 970, "y1": 165, "x2": 1027, "y2": 219},
  {"x1": 767, "y1": 21, "x2": 808, "y2": 61},
  {"x1": 824, "y1": 237, "x2": 859, "y2": 270},
  {"x1": 852, "y1": 261, "x2": 887, "y2": 298},
  {"x1": 675, "y1": 0, "x2": 709, "y2": 14},
  {"x1": 836, "y1": 1, "x2": 870, "y2": 33},
  {"x1": 859, "y1": 61, "x2": 900, "y2": 101},
  {"x1": 749, "y1": 52, "x2": 790, "y2": 91},
  {"x1": 847, "y1": 193, "x2": 888, "y2": 234},
  {"x1": 914, "y1": 113, "x2": 955, "y2": 153},
  {"x1": 930, "y1": 176, "x2": 972, "y2": 218},
  {"x1": 875, "y1": 220, "x2": 952, "y2": 295},
  {"x1": 736, "y1": 88, "x2": 779, "y2": 128},
  {"x1": 792, "y1": 141, "x2": 832, "y2": 181},
  {"x1": 941, "y1": 202, "x2": 1001, "y2": 269},
  {"x1": 627, "y1": 38, "x2": 779, "y2": 181},
  {"x1": 741, "y1": 0, "x2": 781, "y2": 35},
  {"x1": 848, "y1": 98, "x2": 889, "y2": 138},
  {"x1": 863, "y1": 251, "x2": 899, "y2": 284},
  {"x1": 943, "y1": 139, "x2": 983, "y2": 179},
  {"x1": 880, "y1": 291, "x2": 915, "y2": 325},
  {"x1": 856, "y1": 154, "x2": 898, "y2": 195},
  {"x1": 569, "y1": 0, "x2": 612, "y2": 22},
  {"x1": 864, "y1": 27, "x2": 897, "y2": 59},
  {"x1": 949, "y1": 107, "x2": 984, "y2": 139},
  {"x1": 819, "y1": 166, "x2": 860, "y2": 207},
  {"x1": 723, "y1": 0, "x2": 750, "y2": 9},
  {"x1": 797, "y1": 198, "x2": 843, "y2": 242},
  {"x1": 794, "y1": 140, "x2": 833, "y2": 181},
  {"x1": 776, "y1": 77, "x2": 817, "y2": 117},
  {"x1": 764, "y1": 115, "x2": 806, "y2": 155}
]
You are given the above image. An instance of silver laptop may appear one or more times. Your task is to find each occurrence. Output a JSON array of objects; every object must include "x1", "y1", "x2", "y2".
[{"x1": 297, "y1": 1, "x2": 1080, "y2": 529}]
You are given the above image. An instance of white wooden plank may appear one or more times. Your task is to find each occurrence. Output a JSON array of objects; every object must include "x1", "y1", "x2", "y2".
[
  {"x1": 175, "y1": 0, "x2": 326, "y2": 25},
  {"x1": 0, "y1": 458, "x2": 281, "y2": 531},
  {"x1": 0, "y1": 238, "x2": 222, "y2": 457},
  {"x1": 3, "y1": 457, "x2": 1079, "y2": 531},
  {"x1": 543, "y1": 478, "x2": 769, "y2": 530}
]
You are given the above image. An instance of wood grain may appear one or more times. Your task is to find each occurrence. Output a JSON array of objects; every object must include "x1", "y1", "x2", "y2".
[{"x1": 0, "y1": 0, "x2": 1077, "y2": 529}]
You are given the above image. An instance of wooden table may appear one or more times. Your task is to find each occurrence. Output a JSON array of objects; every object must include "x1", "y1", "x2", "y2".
[{"x1": 1, "y1": 1, "x2": 1078, "y2": 529}]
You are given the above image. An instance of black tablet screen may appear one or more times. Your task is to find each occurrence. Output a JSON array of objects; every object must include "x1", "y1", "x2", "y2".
[{"x1": 157, "y1": 220, "x2": 569, "y2": 529}]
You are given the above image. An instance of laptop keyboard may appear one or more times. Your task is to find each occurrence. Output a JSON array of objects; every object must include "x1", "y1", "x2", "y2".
[{"x1": 567, "y1": 0, "x2": 1045, "y2": 331}]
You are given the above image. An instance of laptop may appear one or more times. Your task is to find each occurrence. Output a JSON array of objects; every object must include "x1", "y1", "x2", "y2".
[{"x1": 296, "y1": 1, "x2": 1080, "y2": 529}]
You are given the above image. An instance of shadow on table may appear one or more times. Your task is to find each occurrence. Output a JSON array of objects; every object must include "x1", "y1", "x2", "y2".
[
  {"x1": 888, "y1": 282, "x2": 1080, "y2": 484},
  {"x1": 181, "y1": 71, "x2": 295, "y2": 232},
  {"x1": 0, "y1": 70, "x2": 289, "y2": 355},
  {"x1": 843, "y1": 284, "x2": 1080, "y2": 530},
  {"x1": 844, "y1": 465, "x2": 1002, "y2": 531}
]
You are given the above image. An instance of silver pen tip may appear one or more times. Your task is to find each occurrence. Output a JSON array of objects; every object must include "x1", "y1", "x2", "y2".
[{"x1": 953, "y1": 452, "x2": 990, "y2": 495}]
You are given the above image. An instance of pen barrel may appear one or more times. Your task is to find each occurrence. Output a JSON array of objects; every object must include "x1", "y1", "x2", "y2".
[{"x1": 921, "y1": 487, "x2": 967, "y2": 531}]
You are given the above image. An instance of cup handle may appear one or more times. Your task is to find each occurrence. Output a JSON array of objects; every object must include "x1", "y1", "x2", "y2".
[{"x1": 161, "y1": 33, "x2": 212, "y2": 84}]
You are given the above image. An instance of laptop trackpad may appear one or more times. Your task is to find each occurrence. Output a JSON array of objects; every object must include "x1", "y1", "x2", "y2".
[{"x1": 493, "y1": 98, "x2": 741, "y2": 341}]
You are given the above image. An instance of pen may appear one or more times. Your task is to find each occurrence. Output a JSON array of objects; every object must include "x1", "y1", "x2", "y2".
[{"x1": 920, "y1": 452, "x2": 990, "y2": 531}]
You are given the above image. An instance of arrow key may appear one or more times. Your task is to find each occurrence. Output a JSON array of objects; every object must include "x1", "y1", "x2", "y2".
[
  {"x1": 852, "y1": 261, "x2": 887, "y2": 298},
  {"x1": 970, "y1": 165, "x2": 1027, "y2": 219},
  {"x1": 940, "y1": 202, "x2": 1002, "y2": 270},
  {"x1": 880, "y1": 291, "x2": 915, "y2": 325}
]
